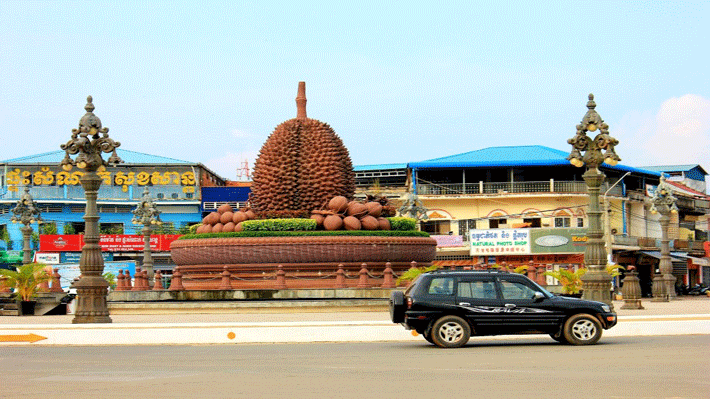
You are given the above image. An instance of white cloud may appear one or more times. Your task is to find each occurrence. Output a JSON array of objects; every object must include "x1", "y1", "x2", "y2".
[
  {"x1": 620, "y1": 94, "x2": 710, "y2": 168},
  {"x1": 204, "y1": 150, "x2": 258, "y2": 181}
]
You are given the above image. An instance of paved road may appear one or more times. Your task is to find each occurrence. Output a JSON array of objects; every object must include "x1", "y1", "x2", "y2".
[
  {"x1": 2, "y1": 335, "x2": 708, "y2": 399},
  {"x1": 1, "y1": 297, "x2": 709, "y2": 346}
]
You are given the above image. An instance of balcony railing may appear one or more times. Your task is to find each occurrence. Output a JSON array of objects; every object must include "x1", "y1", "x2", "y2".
[{"x1": 416, "y1": 180, "x2": 623, "y2": 197}]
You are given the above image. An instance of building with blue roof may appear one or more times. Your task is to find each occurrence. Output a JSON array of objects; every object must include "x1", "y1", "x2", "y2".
[
  {"x1": 353, "y1": 145, "x2": 708, "y2": 295},
  {"x1": 0, "y1": 148, "x2": 230, "y2": 272},
  {"x1": 638, "y1": 164, "x2": 708, "y2": 194}
]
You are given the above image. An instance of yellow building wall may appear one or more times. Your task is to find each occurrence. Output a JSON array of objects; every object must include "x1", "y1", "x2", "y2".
[{"x1": 420, "y1": 194, "x2": 591, "y2": 230}]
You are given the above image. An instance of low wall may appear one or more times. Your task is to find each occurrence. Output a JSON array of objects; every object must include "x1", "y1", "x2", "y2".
[{"x1": 107, "y1": 288, "x2": 397, "y2": 314}]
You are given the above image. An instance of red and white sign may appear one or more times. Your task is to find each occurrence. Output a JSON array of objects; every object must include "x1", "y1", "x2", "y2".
[{"x1": 40, "y1": 234, "x2": 181, "y2": 252}]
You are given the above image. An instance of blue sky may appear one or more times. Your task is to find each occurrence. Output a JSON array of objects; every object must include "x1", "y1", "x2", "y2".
[{"x1": 1, "y1": 1, "x2": 709, "y2": 181}]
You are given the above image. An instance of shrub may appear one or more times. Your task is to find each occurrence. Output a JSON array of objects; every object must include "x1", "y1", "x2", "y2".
[
  {"x1": 241, "y1": 218, "x2": 317, "y2": 231},
  {"x1": 387, "y1": 217, "x2": 417, "y2": 231}
]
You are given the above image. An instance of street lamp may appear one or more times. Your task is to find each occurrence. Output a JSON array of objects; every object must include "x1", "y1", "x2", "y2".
[
  {"x1": 10, "y1": 187, "x2": 42, "y2": 264},
  {"x1": 650, "y1": 175, "x2": 678, "y2": 302},
  {"x1": 567, "y1": 94, "x2": 620, "y2": 306},
  {"x1": 131, "y1": 187, "x2": 162, "y2": 286},
  {"x1": 60, "y1": 96, "x2": 122, "y2": 324}
]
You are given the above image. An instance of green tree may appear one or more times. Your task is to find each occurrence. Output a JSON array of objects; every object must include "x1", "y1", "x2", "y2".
[
  {"x1": 1, "y1": 225, "x2": 12, "y2": 250},
  {"x1": 396, "y1": 264, "x2": 440, "y2": 285},
  {"x1": 103, "y1": 272, "x2": 117, "y2": 290},
  {"x1": 63, "y1": 223, "x2": 76, "y2": 235},
  {"x1": 0, "y1": 263, "x2": 51, "y2": 301},
  {"x1": 40, "y1": 222, "x2": 58, "y2": 235},
  {"x1": 543, "y1": 267, "x2": 587, "y2": 294}
]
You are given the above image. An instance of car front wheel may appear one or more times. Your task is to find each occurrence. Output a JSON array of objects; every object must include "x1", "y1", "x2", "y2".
[
  {"x1": 563, "y1": 314, "x2": 602, "y2": 345},
  {"x1": 431, "y1": 316, "x2": 471, "y2": 348}
]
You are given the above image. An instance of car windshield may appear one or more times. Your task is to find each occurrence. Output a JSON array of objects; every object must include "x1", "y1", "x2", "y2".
[{"x1": 529, "y1": 279, "x2": 554, "y2": 297}]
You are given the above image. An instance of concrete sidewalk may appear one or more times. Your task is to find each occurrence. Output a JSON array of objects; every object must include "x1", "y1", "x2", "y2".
[{"x1": 1, "y1": 297, "x2": 708, "y2": 346}]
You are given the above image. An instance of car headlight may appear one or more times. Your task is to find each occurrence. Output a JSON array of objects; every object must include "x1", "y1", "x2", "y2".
[{"x1": 601, "y1": 305, "x2": 611, "y2": 313}]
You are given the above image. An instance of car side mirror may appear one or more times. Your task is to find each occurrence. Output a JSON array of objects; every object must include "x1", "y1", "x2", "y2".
[{"x1": 533, "y1": 292, "x2": 545, "y2": 302}]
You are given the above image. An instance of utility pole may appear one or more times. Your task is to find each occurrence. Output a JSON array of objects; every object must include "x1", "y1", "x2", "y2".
[{"x1": 604, "y1": 172, "x2": 631, "y2": 264}]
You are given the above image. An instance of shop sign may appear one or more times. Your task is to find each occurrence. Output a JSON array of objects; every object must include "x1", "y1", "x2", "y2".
[
  {"x1": 34, "y1": 253, "x2": 60, "y2": 264},
  {"x1": 530, "y1": 228, "x2": 587, "y2": 254},
  {"x1": 54, "y1": 261, "x2": 135, "y2": 290},
  {"x1": 5, "y1": 165, "x2": 196, "y2": 193},
  {"x1": 40, "y1": 234, "x2": 181, "y2": 252},
  {"x1": 431, "y1": 235, "x2": 464, "y2": 247},
  {"x1": 60, "y1": 252, "x2": 113, "y2": 263},
  {"x1": 469, "y1": 229, "x2": 530, "y2": 256}
]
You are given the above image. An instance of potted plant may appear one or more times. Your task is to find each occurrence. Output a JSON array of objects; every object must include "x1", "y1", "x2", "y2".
[
  {"x1": 0, "y1": 263, "x2": 51, "y2": 315},
  {"x1": 543, "y1": 267, "x2": 587, "y2": 297}
]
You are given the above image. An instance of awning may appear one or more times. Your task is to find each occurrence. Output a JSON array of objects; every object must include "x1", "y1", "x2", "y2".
[
  {"x1": 639, "y1": 251, "x2": 688, "y2": 275},
  {"x1": 639, "y1": 251, "x2": 687, "y2": 261},
  {"x1": 689, "y1": 257, "x2": 710, "y2": 267}
]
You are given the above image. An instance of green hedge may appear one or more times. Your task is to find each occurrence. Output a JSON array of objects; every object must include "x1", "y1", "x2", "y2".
[
  {"x1": 179, "y1": 230, "x2": 430, "y2": 240},
  {"x1": 241, "y1": 218, "x2": 316, "y2": 231},
  {"x1": 388, "y1": 217, "x2": 417, "y2": 231}
]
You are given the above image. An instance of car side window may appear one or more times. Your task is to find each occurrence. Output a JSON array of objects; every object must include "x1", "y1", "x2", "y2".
[
  {"x1": 427, "y1": 277, "x2": 454, "y2": 296},
  {"x1": 457, "y1": 280, "x2": 498, "y2": 299},
  {"x1": 500, "y1": 279, "x2": 538, "y2": 300}
]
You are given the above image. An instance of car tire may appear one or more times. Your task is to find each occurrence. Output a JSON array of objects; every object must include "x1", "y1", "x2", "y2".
[
  {"x1": 423, "y1": 331, "x2": 435, "y2": 344},
  {"x1": 563, "y1": 314, "x2": 602, "y2": 345},
  {"x1": 389, "y1": 291, "x2": 406, "y2": 323},
  {"x1": 431, "y1": 315, "x2": 471, "y2": 348},
  {"x1": 549, "y1": 332, "x2": 568, "y2": 344}
]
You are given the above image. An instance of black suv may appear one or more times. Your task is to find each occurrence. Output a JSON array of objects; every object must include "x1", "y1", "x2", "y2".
[{"x1": 390, "y1": 270, "x2": 617, "y2": 348}]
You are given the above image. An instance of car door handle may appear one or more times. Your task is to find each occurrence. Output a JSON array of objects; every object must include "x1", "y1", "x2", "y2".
[
  {"x1": 459, "y1": 302, "x2": 470, "y2": 306},
  {"x1": 505, "y1": 304, "x2": 516, "y2": 309}
]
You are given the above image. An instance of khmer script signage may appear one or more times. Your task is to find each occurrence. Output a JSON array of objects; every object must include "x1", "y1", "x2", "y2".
[{"x1": 469, "y1": 229, "x2": 531, "y2": 256}]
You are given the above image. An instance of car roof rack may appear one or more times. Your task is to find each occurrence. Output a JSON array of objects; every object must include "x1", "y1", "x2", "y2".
[{"x1": 430, "y1": 269, "x2": 510, "y2": 274}]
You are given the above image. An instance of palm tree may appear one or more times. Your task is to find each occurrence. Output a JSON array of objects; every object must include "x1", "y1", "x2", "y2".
[{"x1": 0, "y1": 263, "x2": 51, "y2": 302}]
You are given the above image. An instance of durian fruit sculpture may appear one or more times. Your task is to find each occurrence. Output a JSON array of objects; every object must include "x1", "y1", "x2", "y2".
[
  {"x1": 311, "y1": 196, "x2": 396, "y2": 231},
  {"x1": 250, "y1": 82, "x2": 355, "y2": 215},
  {"x1": 195, "y1": 204, "x2": 256, "y2": 234},
  {"x1": 170, "y1": 82, "x2": 436, "y2": 290}
]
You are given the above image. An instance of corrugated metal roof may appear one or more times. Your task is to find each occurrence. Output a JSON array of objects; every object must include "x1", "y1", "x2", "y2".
[
  {"x1": 640, "y1": 164, "x2": 706, "y2": 173},
  {"x1": 642, "y1": 164, "x2": 708, "y2": 181},
  {"x1": 354, "y1": 163, "x2": 407, "y2": 171},
  {"x1": 408, "y1": 145, "x2": 662, "y2": 177},
  {"x1": 1, "y1": 149, "x2": 195, "y2": 165}
]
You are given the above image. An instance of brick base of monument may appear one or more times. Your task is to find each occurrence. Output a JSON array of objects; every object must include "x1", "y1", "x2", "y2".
[{"x1": 170, "y1": 236, "x2": 437, "y2": 290}]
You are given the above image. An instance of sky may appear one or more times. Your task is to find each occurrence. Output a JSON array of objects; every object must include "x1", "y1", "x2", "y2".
[{"x1": 1, "y1": 1, "x2": 709, "y2": 182}]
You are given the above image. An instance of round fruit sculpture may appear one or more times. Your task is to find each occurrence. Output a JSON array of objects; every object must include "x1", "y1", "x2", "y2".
[{"x1": 250, "y1": 82, "x2": 355, "y2": 214}]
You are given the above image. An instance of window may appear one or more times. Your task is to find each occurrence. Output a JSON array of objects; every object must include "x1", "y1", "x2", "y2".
[
  {"x1": 554, "y1": 217, "x2": 571, "y2": 228},
  {"x1": 458, "y1": 280, "x2": 498, "y2": 299},
  {"x1": 523, "y1": 218, "x2": 541, "y2": 228},
  {"x1": 458, "y1": 219, "x2": 476, "y2": 240},
  {"x1": 500, "y1": 280, "x2": 538, "y2": 300},
  {"x1": 577, "y1": 218, "x2": 584, "y2": 228},
  {"x1": 490, "y1": 218, "x2": 507, "y2": 228},
  {"x1": 420, "y1": 220, "x2": 449, "y2": 235},
  {"x1": 427, "y1": 277, "x2": 454, "y2": 296}
]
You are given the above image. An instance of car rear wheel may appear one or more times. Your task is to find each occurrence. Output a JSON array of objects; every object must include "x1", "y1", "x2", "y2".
[
  {"x1": 389, "y1": 291, "x2": 406, "y2": 323},
  {"x1": 431, "y1": 315, "x2": 471, "y2": 348},
  {"x1": 563, "y1": 314, "x2": 602, "y2": 345}
]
